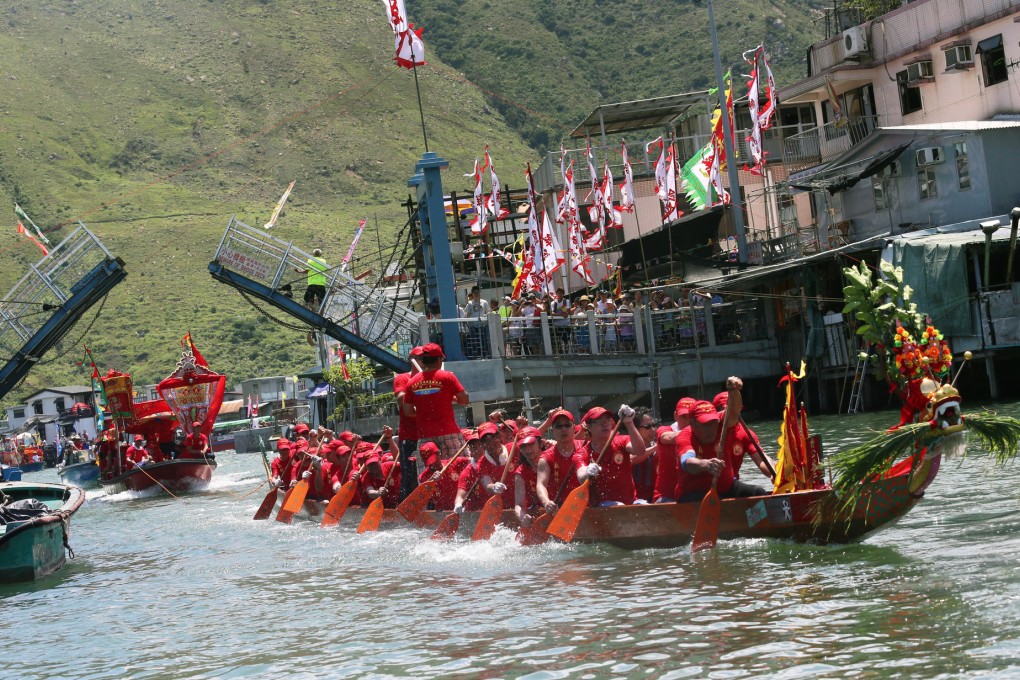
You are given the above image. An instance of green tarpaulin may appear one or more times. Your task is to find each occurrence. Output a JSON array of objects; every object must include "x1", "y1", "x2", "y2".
[{"x1": 892, "y1": 242, "x2": 973, "y2": 335}]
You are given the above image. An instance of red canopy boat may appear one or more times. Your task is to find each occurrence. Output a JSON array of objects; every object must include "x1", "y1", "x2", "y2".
[{"x1": 100, "y1": 458, "x2": 217, "y2": 494}]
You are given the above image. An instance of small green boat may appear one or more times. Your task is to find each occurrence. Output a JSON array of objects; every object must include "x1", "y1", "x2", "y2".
[{"x1": 0, "y1": 481, "x2": 86, "y2": 583}]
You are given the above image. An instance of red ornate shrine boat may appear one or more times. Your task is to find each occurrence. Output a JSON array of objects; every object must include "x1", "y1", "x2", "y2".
[{"x1": 99, "y1": 337, "x2": 225, "y2": 496}]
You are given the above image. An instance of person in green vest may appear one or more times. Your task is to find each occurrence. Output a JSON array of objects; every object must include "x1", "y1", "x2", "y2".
[{"x1": 295, "y1": 248, "x2": 329, "y2": 310}]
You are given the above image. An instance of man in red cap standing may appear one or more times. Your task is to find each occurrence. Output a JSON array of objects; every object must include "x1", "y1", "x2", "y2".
[
  {"x1": 402, "y1": 342, "x2": 469, "y2": 464},
  {"x1": 394, "y1": 345, "x2": 424, "y2": 500},
  {"x1": 676, "y1": 376, "x2": 770, "y2": 502},
  {"x1": 712, "y1": 390, "x2": 773, "y2": 482}
]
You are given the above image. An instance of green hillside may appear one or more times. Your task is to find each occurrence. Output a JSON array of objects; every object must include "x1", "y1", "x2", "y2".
[{"x1": 0, "y1": 0, "x2": 827, "y2": 405}]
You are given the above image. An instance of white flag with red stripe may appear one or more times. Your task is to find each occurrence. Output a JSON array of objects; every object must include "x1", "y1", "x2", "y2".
[
  {"x1": 647, "y1": 137, "x2": 668, "y2": 204},
  {"x1": 619, "y1": 141, "x2": 635, "y2": 215},
  {"x1": 384, "y1": 0, "x2": 426, "y2": 69},
  {"x1": 465, "y1": 159, "x2": 487, "y2": 235},
  {"x1": 484, "y1": 147, "x2": 510, "y2": 221}
]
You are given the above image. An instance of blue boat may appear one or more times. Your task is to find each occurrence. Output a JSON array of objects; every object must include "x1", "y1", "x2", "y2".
[
  {"x1": 1, "y1": 466, "x2": 21, "y2": 482},
  {"x1": 57, "y1": 461, "x2": 101, "y2": 489},
  {"x1": 18, "y1": 461, "x2": 45, "y2": 473},
  {"x1": 0, "y1": 481, "x2": 86, "y2": 582}
]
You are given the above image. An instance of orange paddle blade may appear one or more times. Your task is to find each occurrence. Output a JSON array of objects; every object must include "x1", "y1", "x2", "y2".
[
  {"x1": 516, "y1": 512, "x2": 553, "y2": 546},
  {"x1": 321, "y1": 480, "x2": 358, "y2": 528},
  {"x1": 275, "y1": 486, "x2": 297, "y2": 523},
  {"x1": 356, "y1": 498, "x2": 385, "y2": 533},
  {"x1": 691, "y1": 486, "x2": 721, "y2": 552},
  {"x1": 546, "y1": 480, "x2": 589, "y2": 543},
  {"x1": 253, "y1": 489, "x2": 278, "y2": 520},
  {"x1": 471, "y1": 496, "x2": 504, "y2": 541},
  {"x1": 430, "y1": 513, "x2": 460, "y2": 540},
  {"x1": 411, "y1": 511, "x2": 437, "y2": 528},
  {"x1": 397, "y1": 480, "x2": 437, "y2": 522},
  {"x1": 281, "y1": 480, "x2": 310, "y2": 514}
]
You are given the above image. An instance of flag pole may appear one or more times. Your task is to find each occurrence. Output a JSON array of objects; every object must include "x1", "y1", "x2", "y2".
[
  {"x1": 411, "y1": 62, "x2": 429, "y2": 153},
  {"x1": 707, "y1": 0, "x2": 748, "y2": 266}
]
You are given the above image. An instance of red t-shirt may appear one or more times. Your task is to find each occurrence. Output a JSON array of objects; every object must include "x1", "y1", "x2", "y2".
[
  {"x1": 458, "y1": 452, "x2": 513, "y2": 508},
  {"x1": 514, "y1": 461, "x2": 540, "y2": 511},
  {"x1": 728, "y1": 423, "x2": 761, "y2": 479},
  {"x1": 360, "y1": 461, "x2": 401, "y2": 508},
  {"x1": 394, "y1": 371, "x2": 418, "y2": 441},
  {"x1": 675, "y1": 428, "x2": 738, "y2": 498},
  {"x1": 404, "y1": 369, "x2": 465, "y2": 438},
  {"x1": 456, "y1": 462, "x2": 488, "y2": 511},
  {"x1": 539, "y1": 442, "x2": 586, "y2": 505},
  {"x1": 579, "y1": 434, "x2": 636, "y2": 505},
  {"x1": 654, "y1": 425, "x2": 681, "y2": 502},
  {"x1": 184, "y1": 432, "x2": 209, "y2": 458},
  {"x1": 146, "y1": 443, "x2": 165, "y2": 464},
  {"x1": 421, "y1": 456, "x2": 470, "y2": 511},
  {"x1": 271, "y1": 454, "x2": 292, "y2": 482},
  {"x1": 126, "y1": 445, "x2": 146, "y2": 465}
]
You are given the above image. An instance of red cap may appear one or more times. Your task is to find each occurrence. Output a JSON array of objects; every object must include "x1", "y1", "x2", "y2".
[
  {"x1": 133, "y1": 435, "x2": 144, "y2": 442},
  {"x1": 331, "y1": 443, "x2": 352, "y2": 457},
  {"x1": 420, "y1": 441, "x2": 440, "y2": 467},
  {"x1": 363, "y1": 454, "x2": 382, "y2": 466},
  {"x1": 549, "y1": 408, "x2": 575, "y2": 424},
  {"x1": 476, "y1": 422, "x2": 499, "y2": 438},
  {"x1": 420, "y1": 342, "x2": 445, "y2": 358},
  {"x1": 294, "y1": 423, "x2": 310, "y2": 435},
  {"x1": 675, "y1": 397, "x2": 697, "y2": 417},
  {"x1": 192, "y1": 421, "x2": 202, "y2": 429},
  {"x1": 463, "y1": 429, "x2": 480, "y2": 442},
  {"x1": 295, "y1": 440, "x2": 309, "y2": 451},
  {"x1": 338, "y1": 431, "x2": 358, "y2": 445},
  {"x1": 691, "y1": 400, "x2": 720, "y2": 424},
  {"x1": 409, "y1": 345, "x2": 426, "y2": 357},
  {"x1": 518, "y1": 426, "x2": 543, "y2": 445},
  {"x1": 276, "y1": 438, "x2": 292, "y2": 451},
  {"x1": 582, "y1": 406, "x2": 614, "y2": 424},
  {"x1": 712, "y1": 392, "x2": 729, "y2": 412},
  {"x1": 498, "y1": 420, "x2": 518, "y2": 433}
]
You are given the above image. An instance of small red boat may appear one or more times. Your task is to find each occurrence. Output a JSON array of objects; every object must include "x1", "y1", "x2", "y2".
[{"x1": 100, "y1": 458, "x2": 217, "y2": 494}]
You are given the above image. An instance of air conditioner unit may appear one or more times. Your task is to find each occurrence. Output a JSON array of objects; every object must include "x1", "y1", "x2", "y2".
[
  {"x1": 945, "y1": 44, "x2": 974, "y2": 70},
  {"x1": 915, "y1": 147, "x2": 944, "y2": 166},
  {"x1": 842, "y1": 26, "x2": 870, "y2": 60},
  {"x1": 906, "y1": 60, "x2": 934, "y2": 83}
]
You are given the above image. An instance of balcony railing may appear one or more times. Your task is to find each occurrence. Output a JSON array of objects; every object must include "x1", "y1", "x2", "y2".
[
  {"x1": 417, "y1": 299, "x2": 769, "y2": 360},
  {"x1": 785, "y1": 115, "x2": 880, "y2": 174}
]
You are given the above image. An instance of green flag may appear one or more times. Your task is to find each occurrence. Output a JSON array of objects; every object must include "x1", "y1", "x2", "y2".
[{"x1": 680, "y1": 143, "x2": 714, "y2": 211}]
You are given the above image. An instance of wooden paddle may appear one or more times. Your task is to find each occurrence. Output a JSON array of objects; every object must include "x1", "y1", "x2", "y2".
[
  {"x1": 691, "y1": 477, "x2": 721, "y2": 552},
  {"x1": 320, "y1": 434, "x2": 384, "y2": 528},
  {"x1": 275, "y1": 448, "x2": 321, "y2": 524},
  {"x1": 277, "y1": 440, "x2": 325, "y2": 519},
  {"x1": 546, "y1": 419, "x2": 623, "y2": 543},
  {"x1": 516, "y1": 455, "x2": 576, "y2": 546},
  {"x1": 431, "y1": 468, "x2": 483, "y2": 541},
  {"x1": 253, "y1": 437, "x2": 280, "y2": 520},
  {"x1": 471, "y1": 432, "x2": 522, "y2": 541},
  {"x1": 397, "y1": 441, "x2": 469, "y2": 522},
  {"x1": 357, "y1": 453, "x2": 401, "y2": 533},
  {"x1": 320, "y1": 461, "x2": 367, "y2": 528}
]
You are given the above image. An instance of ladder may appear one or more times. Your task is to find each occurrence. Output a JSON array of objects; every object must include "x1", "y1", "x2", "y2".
[{"x1": 847, "y1": 349, "x2": 868, "y2": 414}]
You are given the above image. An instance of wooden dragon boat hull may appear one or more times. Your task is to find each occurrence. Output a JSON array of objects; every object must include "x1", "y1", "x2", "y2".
[
  {"x1": 101, "y1": 459, "x2": 217, "y2": 494},
  {"x1": 57, "y1": 461, "x2": 101, "y2": 489},
  {"x1": 276, "y1": 447, "x2": 941, "y2": 548},
  {"x1": 0, "y1": 481, "x2": 86, "y2": 582}
]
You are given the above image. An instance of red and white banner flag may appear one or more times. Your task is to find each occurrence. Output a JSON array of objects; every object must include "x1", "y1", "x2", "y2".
[
  {"x1": 16, "y1": 220, "x2": 49, "y2": 256},
  {"x1": 647, "y1": 137, "x2": 668, "y2": 204},
  {"x1": 662, "y1": 141, "x2": 682, "y2": 222},
  {"x1": 484, "y1": 147, "x2": 510, "y2": 221},
  {"x1": 742, "y1": 46, "x2": 768, "y2": 175},
  {"x1": 556, "y1": 148, "x2": 594, "y2": 285},
  {"x1": 584, "y1": 141, "x2": 605, "y2": 227},
  {"x1": 619, "y1": 141, "x2": 635, "y2": 215},
  {"x1": 465, "y1": 159, "x2": 487, "y2": 235},
  {"x1": 758, "y1": 48, "x2": 777, "y2": 130},
  {"x1": 384, "y1": 0, "x2": 426, "y2": 69}
]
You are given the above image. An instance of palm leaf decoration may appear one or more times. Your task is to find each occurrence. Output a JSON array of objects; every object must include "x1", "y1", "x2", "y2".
[{"x1": 821, "y1": 412, "x2": 1020, "y2": 523}]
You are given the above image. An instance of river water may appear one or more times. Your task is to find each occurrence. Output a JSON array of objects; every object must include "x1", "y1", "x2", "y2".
[{"x1": 3, "y1": 402, "x2": 1020, "y2": 679}]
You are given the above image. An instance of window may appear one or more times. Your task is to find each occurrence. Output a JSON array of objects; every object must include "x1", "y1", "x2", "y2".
[
  {"x1": 54, "y1": 397, "x2": 65, "y2": 412},
  {"x1": 977, "y1": 35, "x2": 1007, "y2": 87},
  {"x1": 13, "y1": 408, "x2": 24, "y2": 419},
  {"x1": 917, "y1": 165, "x2": 937, "y2": 200},
  {"x1": 897, "y1": 70, "x2": 923, "y2": 115},
  {"x1": 955, "y1": 142, "x2": 971, "y2": 191},
  {"x1": 32, "y1": 401, "x2": 43, "y2": 415},
  {"x1": 872, "y1": 164, "x2": 899, "y2": 211}
]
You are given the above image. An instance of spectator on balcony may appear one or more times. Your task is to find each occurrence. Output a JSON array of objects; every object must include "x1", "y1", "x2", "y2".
[
  {"x1": 549, "y1": 287, "x2": 572, "y2": 353},
  {"x1": 617, "y1": 297, "x2": 636, "y2": 350},
  {"x1": 519, "y1": 293, "x2": 542, "y2": 355},
  {"x1": 461, "y1": 286, "x2": 490, "y2": 359}
]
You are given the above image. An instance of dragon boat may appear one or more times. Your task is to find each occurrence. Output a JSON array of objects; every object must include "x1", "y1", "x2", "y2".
[
  {"x1": 97, "y1": 336, "x2": 226, "y2": 497},
  {"x1": 57, "y1": 460, "x2": 101, "y2": 489},
  {"x1": 0, "y1": 481, "x2": 86, "y2": 582}
]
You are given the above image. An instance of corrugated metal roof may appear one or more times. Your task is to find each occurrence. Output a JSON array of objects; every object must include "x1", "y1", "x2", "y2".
[
  {"x1": 880, "y1": 120, "x2": 1020, "y2": 132},
  {"x1": 570, "y1": 92, "x2": 712, "y2": 138}
]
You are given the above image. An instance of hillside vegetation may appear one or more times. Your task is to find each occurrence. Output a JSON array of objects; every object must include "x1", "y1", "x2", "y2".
[{"x1": 0, "y1": 0, "x2": 827, "y2": 405}]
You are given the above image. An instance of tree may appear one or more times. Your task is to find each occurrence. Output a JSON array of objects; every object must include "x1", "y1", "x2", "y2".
[{"x1": 323, "y1": 357, "x2": 394, "y2": 425}]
